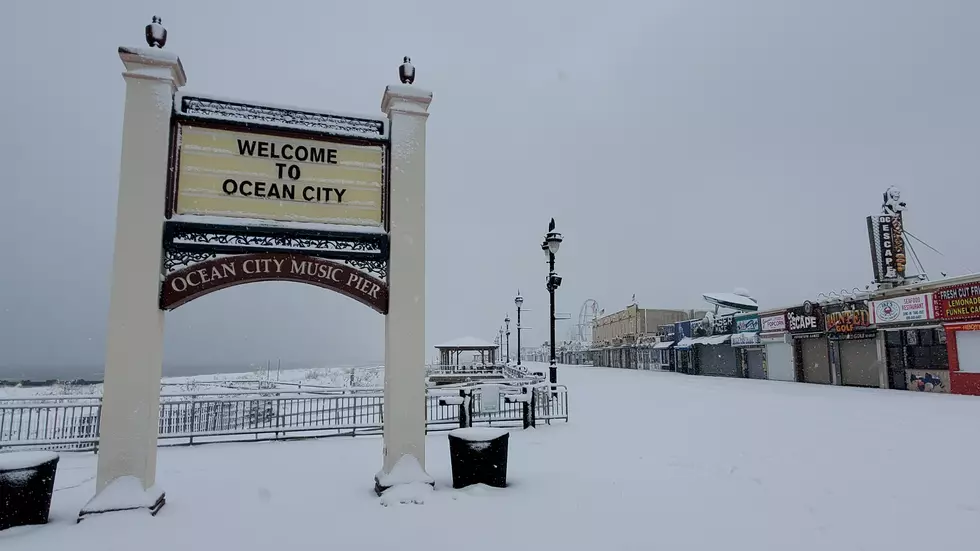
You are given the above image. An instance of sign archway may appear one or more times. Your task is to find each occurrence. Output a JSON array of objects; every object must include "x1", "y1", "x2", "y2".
[
  {"x1": 161, "y1": 253, "x2": 389, "y2": 313},
  {"x1": 84, "y1": 24, "x2": 432, "y2": 520}
]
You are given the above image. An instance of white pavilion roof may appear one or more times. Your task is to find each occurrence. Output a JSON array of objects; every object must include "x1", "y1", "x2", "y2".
[{"x1": 434, "y1": 336, "x2": 497, "y2": 349}]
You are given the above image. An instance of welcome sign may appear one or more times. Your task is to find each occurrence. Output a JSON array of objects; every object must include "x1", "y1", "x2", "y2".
[{"x1": 173, "y1": 124, "x2": 385, "y2": 226}]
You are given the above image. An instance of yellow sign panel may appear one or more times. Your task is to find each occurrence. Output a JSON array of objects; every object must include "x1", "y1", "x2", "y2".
[{"x1": 174, "y1": 124, "x2": 384, "y2": 226}]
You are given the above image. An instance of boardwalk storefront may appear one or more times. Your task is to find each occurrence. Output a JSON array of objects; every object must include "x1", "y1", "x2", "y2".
[
  {"x1": 732, "y1": 313, "x2": 765, "y2": 379},
  {"x1": 760, "y1": 311, "x2": 794, "y2": 382},
  {"x1": 869, "y1": 292, "x2": 948, "y2": 392},
  {"x1": 593, "y1": 344, "x2": 636, "y2": 369},
  {"x1": 636, "y1": 338, "x2": 660, "y2": 370},
  {"x1": 674, "y1": 320, "x2": 695, "y2": 374},
  {"x1": 685, "y1": 314, "x2": 737, "y2": 377},
  {"x1": 787, "y1": 302, "x2": 832, "y2": 384},
  {"x1": 934, "y1": 281, "x2": 980, "y2": 395},
  {"x1": 653, "y1": 324, "x2": 676, "y2": 371},
  {"x1": 825, "y1": 302, "x2": 879, "y2": 388}
]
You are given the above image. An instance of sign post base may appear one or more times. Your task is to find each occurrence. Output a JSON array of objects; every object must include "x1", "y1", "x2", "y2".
[
  {"x1": 373, "y1": 454, "x2": 435, "y2": 505},
  {"x1": 77, "y1": 477, "x2": 165, "y2": 523}
]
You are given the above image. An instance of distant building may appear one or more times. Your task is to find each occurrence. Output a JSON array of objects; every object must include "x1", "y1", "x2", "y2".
[
  {"x1": 592, "y1": 304, "x2": 703, "y2": 346},
  {"x1": 561, "y1": 304, "x2": 706, "y2": 368}
]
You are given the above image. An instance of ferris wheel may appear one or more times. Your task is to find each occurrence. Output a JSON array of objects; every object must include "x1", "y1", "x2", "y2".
[{"x1": 575, "y1": 299, "x2": 600, "y2": 342}]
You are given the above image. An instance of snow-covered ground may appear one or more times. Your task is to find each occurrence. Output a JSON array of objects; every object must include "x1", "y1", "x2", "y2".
[{"x1": 3, "y1": 363, "x2": 980, "y2": 550}]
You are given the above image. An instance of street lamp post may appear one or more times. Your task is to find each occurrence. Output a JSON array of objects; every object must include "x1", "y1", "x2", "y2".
[
  {"x1": 505, "y1": 315, "x2": 511, "y2": 364},
  {"x1": 543, "y1": 218, "x2": 563, "y2": 386},
  {"x1": 515, "y1": 293, "x2": 524, "y2": 366},
  {"x1": 497, "y1": 327, "x2": 504, "y2": 364}
]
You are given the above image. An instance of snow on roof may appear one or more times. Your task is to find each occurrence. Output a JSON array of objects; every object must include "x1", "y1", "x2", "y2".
[
  {"x1": 434, "y1": 336, "x2": 497, "y2": 349},
  {"x1": 703, "y1": 292, "x2": 759, "y2": 311}
]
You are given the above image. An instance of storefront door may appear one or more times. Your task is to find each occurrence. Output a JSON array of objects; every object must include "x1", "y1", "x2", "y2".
[
  {"x1": 677, "y1": 349, "x2": 691, "y2": 374},
  {"x1": 764, "y1": 340, "x2": 794, "y2": 382},
  {"x1": 838, "y1": 338, "x2": 879, "y2": 387},
  {"x1": 745, "y1": 348, "x2": 766, "y2": 379},
  {"x1": 799, "y1": 337, "x2": 832, "y2": 384},
  {"x1": 699, "y1": 344, "x2": 739, "y2": 377}
]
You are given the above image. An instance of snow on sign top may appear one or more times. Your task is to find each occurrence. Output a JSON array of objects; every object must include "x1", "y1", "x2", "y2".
[
  {"x1": 175, "y1": 92, "x2": 388, "y2": 140},
  {"x1": 434, "y1": 336, "x2": 497, "y2": 349},
  {"x1": 703, "y1": 292, "x2": 759, "y2": 312},
  {"x1": 119, "y1": 46, "x2": 180, "y2": 65}
]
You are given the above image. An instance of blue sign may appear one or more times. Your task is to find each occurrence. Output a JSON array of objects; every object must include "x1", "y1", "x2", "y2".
[{"x1": 674, "y1": 320, "x2": 693, "y2": 343}]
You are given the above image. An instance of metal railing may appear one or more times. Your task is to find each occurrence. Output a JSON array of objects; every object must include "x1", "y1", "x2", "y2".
[
  {"x1": 0, "y1": 383, "x2": 568, "y2": 452},
  {"x1": 502, "y1": 363, "x2": 540, "y2": 379}
]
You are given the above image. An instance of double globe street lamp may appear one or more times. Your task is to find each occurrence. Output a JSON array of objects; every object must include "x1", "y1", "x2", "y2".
[{"x1": 541, "y1": 218, "x2": 563, "y2": 386}]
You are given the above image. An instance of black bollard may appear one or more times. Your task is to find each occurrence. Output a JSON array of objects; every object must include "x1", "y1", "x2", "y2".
[
  {"x1": 0, "y1": 451, "x2": 60, "y2": 531},
  {"x1": 447, "y1": 428, "x2": 509, "y2": 489}
]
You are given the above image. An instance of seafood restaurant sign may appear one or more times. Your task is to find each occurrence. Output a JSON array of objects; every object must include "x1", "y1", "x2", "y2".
[
  {"x1": 869, "y1": 293, "x2": 934, "y2": 325},
  {"x1": 161, "y1": 253, "x2": 389, "y2": 313}
]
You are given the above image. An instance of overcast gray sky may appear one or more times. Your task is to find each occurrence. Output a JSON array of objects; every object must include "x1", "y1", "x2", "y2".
[{"x1": 2, "y1": 0, "x2": 978, "y2": 373}]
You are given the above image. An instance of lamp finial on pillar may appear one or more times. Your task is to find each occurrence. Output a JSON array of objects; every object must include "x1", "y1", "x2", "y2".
[
  {"x1": 145, "y1": 16, "x2": 167, "y2": 48},
  {"x1": 399, "y1": 56, "x2": 415, "y2": 84}
]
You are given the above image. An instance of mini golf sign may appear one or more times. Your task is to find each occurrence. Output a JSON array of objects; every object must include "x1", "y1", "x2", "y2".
[{"x1": 172, "y1": 124, "x2": 385, "y2": 227}]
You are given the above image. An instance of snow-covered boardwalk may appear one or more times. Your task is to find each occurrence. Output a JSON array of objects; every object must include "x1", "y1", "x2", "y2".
[{"x1": 3, "y1": 363, "x2": 980, "y2": 550}]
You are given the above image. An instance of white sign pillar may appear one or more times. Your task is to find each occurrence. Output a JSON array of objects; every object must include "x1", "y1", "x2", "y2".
[
  {"x1": 88, "y1": 46, "x2": 185, "y2": 512},
  {"x1": 377, "y1": 84, "x2": 433, "y2": 489}
]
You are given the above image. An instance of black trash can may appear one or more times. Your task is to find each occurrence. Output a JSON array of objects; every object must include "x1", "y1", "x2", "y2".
[
  {"x1": 447, "y1": 427, "x2": 509, "y2": 489},
  {"x1": 0, "y1": 451, "x2": 60, "y2": 531}
]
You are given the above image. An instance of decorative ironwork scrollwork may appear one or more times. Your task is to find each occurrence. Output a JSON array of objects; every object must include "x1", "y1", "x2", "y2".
[
  {"x1": 162, "y1": 220, "x2": 388, "y2": 280},
  {"x1": 164, "y1": 251, "x2": 216, "y2": 272},
  {"x1": 345, "y1": 259, "x2": 388, "y2": 280},
  {"x1": 170, "y1": 228, "x2": 381, "y2": 254}
]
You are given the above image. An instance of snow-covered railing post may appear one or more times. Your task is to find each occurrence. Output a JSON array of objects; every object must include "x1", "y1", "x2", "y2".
[
  {"x1": 503, "y1": 387, "x2": 534, "y2": 429},
  {"x1": 93, "y1": 400, "x2": 103, "y2": 454},
  {"x1": 460, "y1": 389, "x2": 473, "y2": 429},
  {"x1": 188, "y1": 396, "x2": 196, "y2": 446},
  {"x1": 274, "y1": 392, "x2": 282, "y2": 441},
  {"x1": 525, "y1": 386, "x2": 536, "y2": 429}
]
